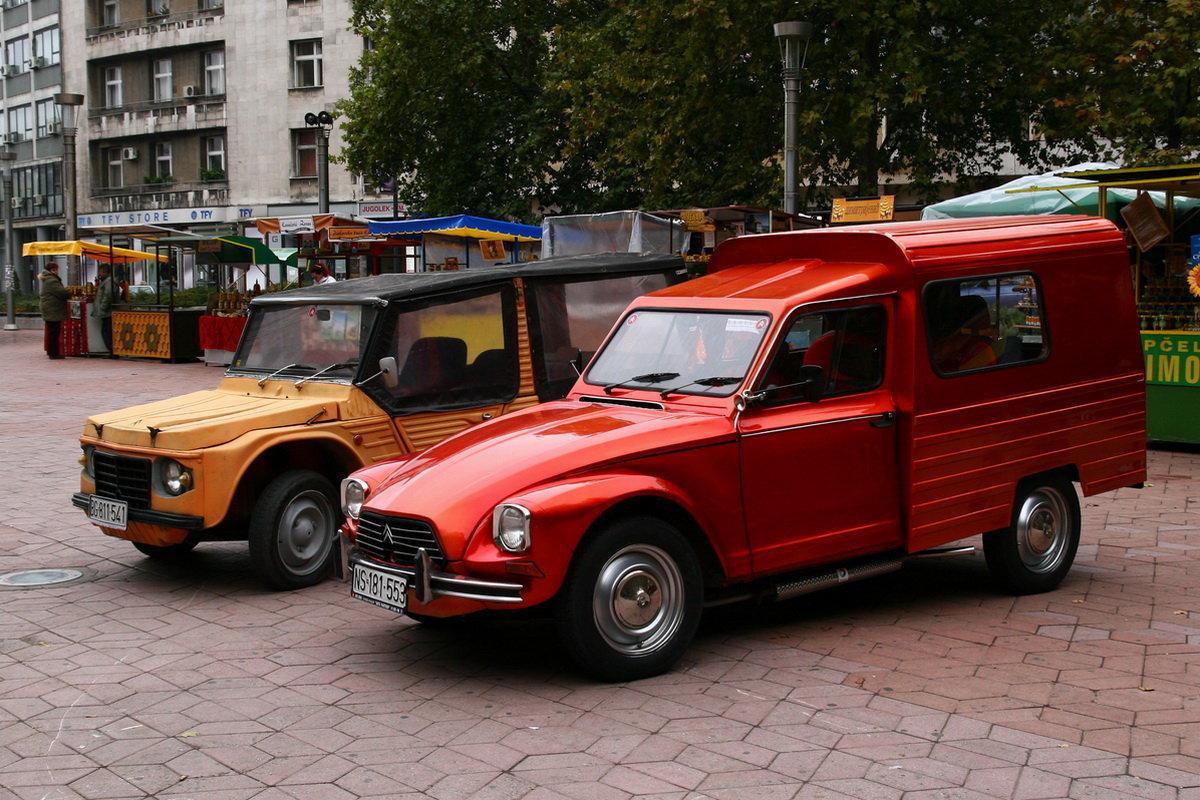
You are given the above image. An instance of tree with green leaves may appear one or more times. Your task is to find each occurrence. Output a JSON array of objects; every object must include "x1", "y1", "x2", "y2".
[
  {"x1": 339, "y1": 0, "x2": 599, "y2": 219},
  {"x1": 1034, "y1": 0, "x2": 1200, "y2": 164}
]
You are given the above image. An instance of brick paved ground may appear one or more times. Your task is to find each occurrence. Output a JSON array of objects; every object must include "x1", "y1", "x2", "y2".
[{"x1": 2, "y1": 327, "x2": 1199, "y2": 800}]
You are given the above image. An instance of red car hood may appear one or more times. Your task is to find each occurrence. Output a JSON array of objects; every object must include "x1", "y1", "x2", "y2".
[{"x1": 361, "y1": 399, "x2": 734, "y2": 553}]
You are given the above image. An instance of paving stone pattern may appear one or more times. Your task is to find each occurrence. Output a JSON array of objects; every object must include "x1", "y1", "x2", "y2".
[{"x1": 2, "y1": 328, "x2": 1199, "y2": 799}]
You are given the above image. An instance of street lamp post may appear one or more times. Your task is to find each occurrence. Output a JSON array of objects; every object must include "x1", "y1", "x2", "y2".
[
  {"x1": 774, "y1": 20, "x2": 813, "y2": 217},
  {"x1": 1, "y1": 148, "x2": 16, "y2": 331},
  {"x1": 53, "y1": 92, "x2": 85, "y2": 286},
  {"x1": 304, "y1": 110, "x2": 334, "y2": 214}
]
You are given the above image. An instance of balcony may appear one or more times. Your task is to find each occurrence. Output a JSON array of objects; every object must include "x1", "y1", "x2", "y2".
[
  {"x1": 85, "y1": 7, "x2": 225, "y2": 59},
  {"x1": 88, "y1": 97, "x2": 227, "y2": 139},
  {"x1": 89, "y1": 180, "x2": 229, "y2": 213}
]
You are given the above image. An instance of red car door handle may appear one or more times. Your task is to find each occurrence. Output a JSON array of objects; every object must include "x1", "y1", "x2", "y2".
[{"x1": 870, "y1": 412, "x2": 896, "y2": 428}]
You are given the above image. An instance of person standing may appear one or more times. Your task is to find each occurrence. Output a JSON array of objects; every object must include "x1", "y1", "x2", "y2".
[
  {"x1": 93, "y1": 263, "x2": 117, "y2": 357},
  {"x1": 309, "y1": 262, "x2": 337, "y2": 285},
  {"x1": 38, "y1": 261, "x2": 70, "y2": 360}
]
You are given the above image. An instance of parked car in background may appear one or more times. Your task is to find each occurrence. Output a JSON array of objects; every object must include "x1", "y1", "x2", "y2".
[
  {"x1": 340, "y1": 216, "x2": 1146, "y2": 680},
  {"x1": 74, "y1": 254, "x2": 685, "y2": 589}
]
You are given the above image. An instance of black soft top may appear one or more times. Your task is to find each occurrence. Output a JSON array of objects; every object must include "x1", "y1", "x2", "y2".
[{"x1": 250, "y1": 252, "x2": 685, "y2": 307}]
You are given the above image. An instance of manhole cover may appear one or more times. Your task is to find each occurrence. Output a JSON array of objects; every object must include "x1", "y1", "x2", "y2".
[{"x1": 0, "y1": 568, "x2": 95, "y2": 589}]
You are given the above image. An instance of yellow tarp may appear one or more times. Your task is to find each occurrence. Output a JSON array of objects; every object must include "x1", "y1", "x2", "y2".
[{"x1": 23, "y1": 240, "x2": 169, "y2": 264}]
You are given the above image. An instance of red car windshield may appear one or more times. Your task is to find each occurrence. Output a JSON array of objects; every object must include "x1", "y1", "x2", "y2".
[{"x1": 584, "y1": 309, "x2": 770, "y2": 397}]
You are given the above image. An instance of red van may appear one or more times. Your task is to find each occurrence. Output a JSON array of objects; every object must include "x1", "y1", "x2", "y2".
[{"x1": 339, "y1": 216, "x2": 1146, "y2": 680}]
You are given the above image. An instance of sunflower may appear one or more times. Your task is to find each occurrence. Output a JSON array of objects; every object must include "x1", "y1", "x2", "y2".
[{"x1": 1189, "y1": 263, "x2": 1200, "y2": 298}]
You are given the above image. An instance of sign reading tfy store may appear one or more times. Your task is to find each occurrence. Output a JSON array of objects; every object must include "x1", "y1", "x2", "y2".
[{"x1": 1144, "y1": 332, "x2": 1200, "y2": 385}]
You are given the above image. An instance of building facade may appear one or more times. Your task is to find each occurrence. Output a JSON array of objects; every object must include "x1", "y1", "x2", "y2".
[
  {"x1": 1, "y1": 0, "x2": 67, "y2": 292},
  {"x1": 63, "y1": 0, "x2": 364, "y2": 244}
]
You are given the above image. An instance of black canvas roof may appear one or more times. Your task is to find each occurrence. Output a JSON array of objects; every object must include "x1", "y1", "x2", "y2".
[{"x1": 251, "y1": 252, "x2": 685, "y2": 307}]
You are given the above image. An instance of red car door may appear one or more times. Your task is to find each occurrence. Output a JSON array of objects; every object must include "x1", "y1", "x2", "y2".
[{"x1": 738, "y1": 302, "x2": 903, "y2": 575}]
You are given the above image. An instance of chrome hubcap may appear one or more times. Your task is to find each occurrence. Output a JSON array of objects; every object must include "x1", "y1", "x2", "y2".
[
  {"x1": 593, "y1": 544, "x2": 684, "y2": 655},
  {"x1": 1016, "y1": 487, "x2": 1070, "y2": 574},
  {"x1": 279, "y1": 489, "x2": 333, "y2": 573}
]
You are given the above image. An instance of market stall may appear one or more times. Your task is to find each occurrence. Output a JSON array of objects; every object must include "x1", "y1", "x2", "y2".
[
  {"x1": 253, "y1": 214, "x2": 378, "y2": 279},
  {"x1": 22, "y1": 240, "x2": 172, "y2": 358},
  {"x1": 366, "y1": 214, "x2": 541, "y2": 270}
]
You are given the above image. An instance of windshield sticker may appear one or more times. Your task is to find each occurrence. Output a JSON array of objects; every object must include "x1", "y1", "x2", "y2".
[
  {"x1": 726, "y1": 317, "x2": 765, "y2": 334},
  {"x1": 626, "y1": 314, "x2": 638, "y2": 325}
]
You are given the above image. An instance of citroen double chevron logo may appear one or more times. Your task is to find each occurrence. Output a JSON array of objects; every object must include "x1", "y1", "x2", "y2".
[{"x1": 382, "y1": 525, "x2": 397, "y2": 547}]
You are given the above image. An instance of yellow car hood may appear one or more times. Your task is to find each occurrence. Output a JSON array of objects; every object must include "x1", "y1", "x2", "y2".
[{"x1": 83, "y1": 379, "x2": 349, "y2": 450}]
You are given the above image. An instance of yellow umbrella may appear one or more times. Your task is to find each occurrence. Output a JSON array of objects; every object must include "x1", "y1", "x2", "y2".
[{"x1": 23, "y1": 240, "x2": 169, "y2": 264}]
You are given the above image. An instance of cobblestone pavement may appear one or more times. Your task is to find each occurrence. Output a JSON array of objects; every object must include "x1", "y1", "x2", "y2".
[{"x1": 2, "y1": 327, "x2": 1200, "y2": 800}]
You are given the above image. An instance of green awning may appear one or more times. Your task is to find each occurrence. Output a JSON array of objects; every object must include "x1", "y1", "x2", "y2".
[{"x1": 215, "y1": 235, "x2": 289, "y2": 265}]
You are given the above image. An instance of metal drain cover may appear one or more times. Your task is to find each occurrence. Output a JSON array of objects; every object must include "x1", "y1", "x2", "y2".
[{"x1": 0, "y1": 568, "x2": 95, "y2": 589}]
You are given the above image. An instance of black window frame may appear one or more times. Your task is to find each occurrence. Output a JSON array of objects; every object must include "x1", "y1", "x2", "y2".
[
  {"x1": 755, "y1": 302, "x2": 888, "y2": 405},
  {"x1": 359, "y1": 283, "x2": 521, "y2": 417}
]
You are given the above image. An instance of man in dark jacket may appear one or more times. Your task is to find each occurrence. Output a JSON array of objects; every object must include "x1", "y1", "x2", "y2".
[
  {"x1": 93, "y1": 263, "x2": 116, "y2": 356},
  {"x1": 39, "y1": 261, "x2": 70, "y2": 359}
]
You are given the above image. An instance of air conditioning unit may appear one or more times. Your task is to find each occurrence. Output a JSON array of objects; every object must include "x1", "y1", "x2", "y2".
[
  {"x1": 29, "y1": 57, "x2": 47, "y2": 70},
  {"x1": 0, "y1": 66, "x2": 13, "y2": 78},
  {"x1": 121, "y1": 146, "x2": 139, "y2": 161},
  {"x1": 4, "y1": 132, "x2": 23, "y2": 144},
  {"x1": 10, "y1": 197, "x2": 20, "y2": 209},
  {"x1": 183, "y1": 85, "x2": 199, "y2": 98},
  {"x1": 30, "y1": 194, "x2": 43, "y2": 206},
  {"x1": 46, "y1": 122, "x2": 61, "y2": 135}
]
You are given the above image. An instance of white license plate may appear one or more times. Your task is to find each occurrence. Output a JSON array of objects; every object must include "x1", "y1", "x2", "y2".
[
  {"x1": 352, "y1": 564, "x2": 408, "y2": 615},
  {"x1": 88, "y1": 496, "x2": 128, "y2": 530}
]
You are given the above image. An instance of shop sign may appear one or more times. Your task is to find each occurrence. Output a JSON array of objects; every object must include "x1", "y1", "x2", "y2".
[
  {"x1": 77, "y1": 207, "x2": 255, "y2": 229},
  {"x1": 1121, "y1": 193, "x2": 1170, "y2": 252},
  {"x1": 1143, "y1": 332, "x2": 1200, "y2": 386},
  {"x1": 280, "y1": 216, "x2": 315, "y2": 235},
  {"x1": 358, "y1": 202, "x2": 409, "y2": 218},
  {"x1": 680, "y1": 208, "x2": 715, "y2": 232},
  {"x1": 328, "y1": 226, "x2": 371, "y2": 240},
  {"x1": 831, "y1": 196, "x2": 895, "y2": 223},
  {"x1": 479, "y1": 239, "x2": 507, "y2": 260},
  {"x1": 197, "y1": 241, "x2": 222, "y2": 253}
]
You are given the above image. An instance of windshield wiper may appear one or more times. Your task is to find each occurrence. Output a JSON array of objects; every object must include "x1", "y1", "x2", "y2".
[
  {"x1": 603, "y1": 372, "x2": 680, "y2": 395},
  {"x1": 294, "y1": 360, "x2": 360, "y2": 388},
  {"x1": 659, "y1": 376, "x2": 742, "y2": 399},
  {"x1": 256, "y1": 363, "x2": 311, "y2": 387}
]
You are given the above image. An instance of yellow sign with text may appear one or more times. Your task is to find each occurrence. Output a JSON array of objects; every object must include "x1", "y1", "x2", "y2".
[
  {"x1": 831, "y1": 196, "x2": 895, "y2": 223},
  {"x1": 1143, "y1": 332, "x2": 1200, "y2": 386}
]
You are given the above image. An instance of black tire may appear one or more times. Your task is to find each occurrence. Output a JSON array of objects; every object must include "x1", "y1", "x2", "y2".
[
  {"x1": 132, "y1": 539, "x2": 198, "y2": 560},
  {"x1": 248, "y1": 470, "x2": 339, "y2": 590},
  {"x1": 984, "y1": 474, "x2": 1081, "y2": 595},
  {"x1": 555, "y1": 516, "x2": 702, "y2": 682}
]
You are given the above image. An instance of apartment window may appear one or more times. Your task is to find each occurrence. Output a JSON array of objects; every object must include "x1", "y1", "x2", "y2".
[
  {"x1": 6, "y1": 105, "x2": 31, "y2": 143},
  {"x1": 35, "y1": 99, "x2": 59, "y2": 138},
  {"x1": 152, "y1": 58, "x2": 173, "y2": 102},
  {"x1": 199, "y1": 0, "x2": 223, "y2": 9},
  {"x1": 203, "y1": 135, "x2": 225, "y2": 171},
  {"x1": 6, "y1": 37, "x2": 29, "y2": 74},
  {"x1": 104, "y1": 148, "x2": 123, "y2": 188},
  {"x1": 33, "y1": 28, "x2": 60, "y2": 66},
  {"x1": 101, "y1": 0, "x2": 118, "y2": 26},
  {"x1": 203, "y1": 50, "x2": 225, "y2": 95},
  {"x1": 148, "y1": 0, "x2": 170, "y2": 16},
  {"x1": 153, "y1": 142, "x2": 172, "y2": 178},
  {"x1": 293, "y1": 129, "x2": 318, "y2": 177},
  {"x1": 105, "y1": 66, "x2": 124, "y2": 107},
  {"x1": 291, "y1": 39, "x2": 323, "y2": 88}
]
